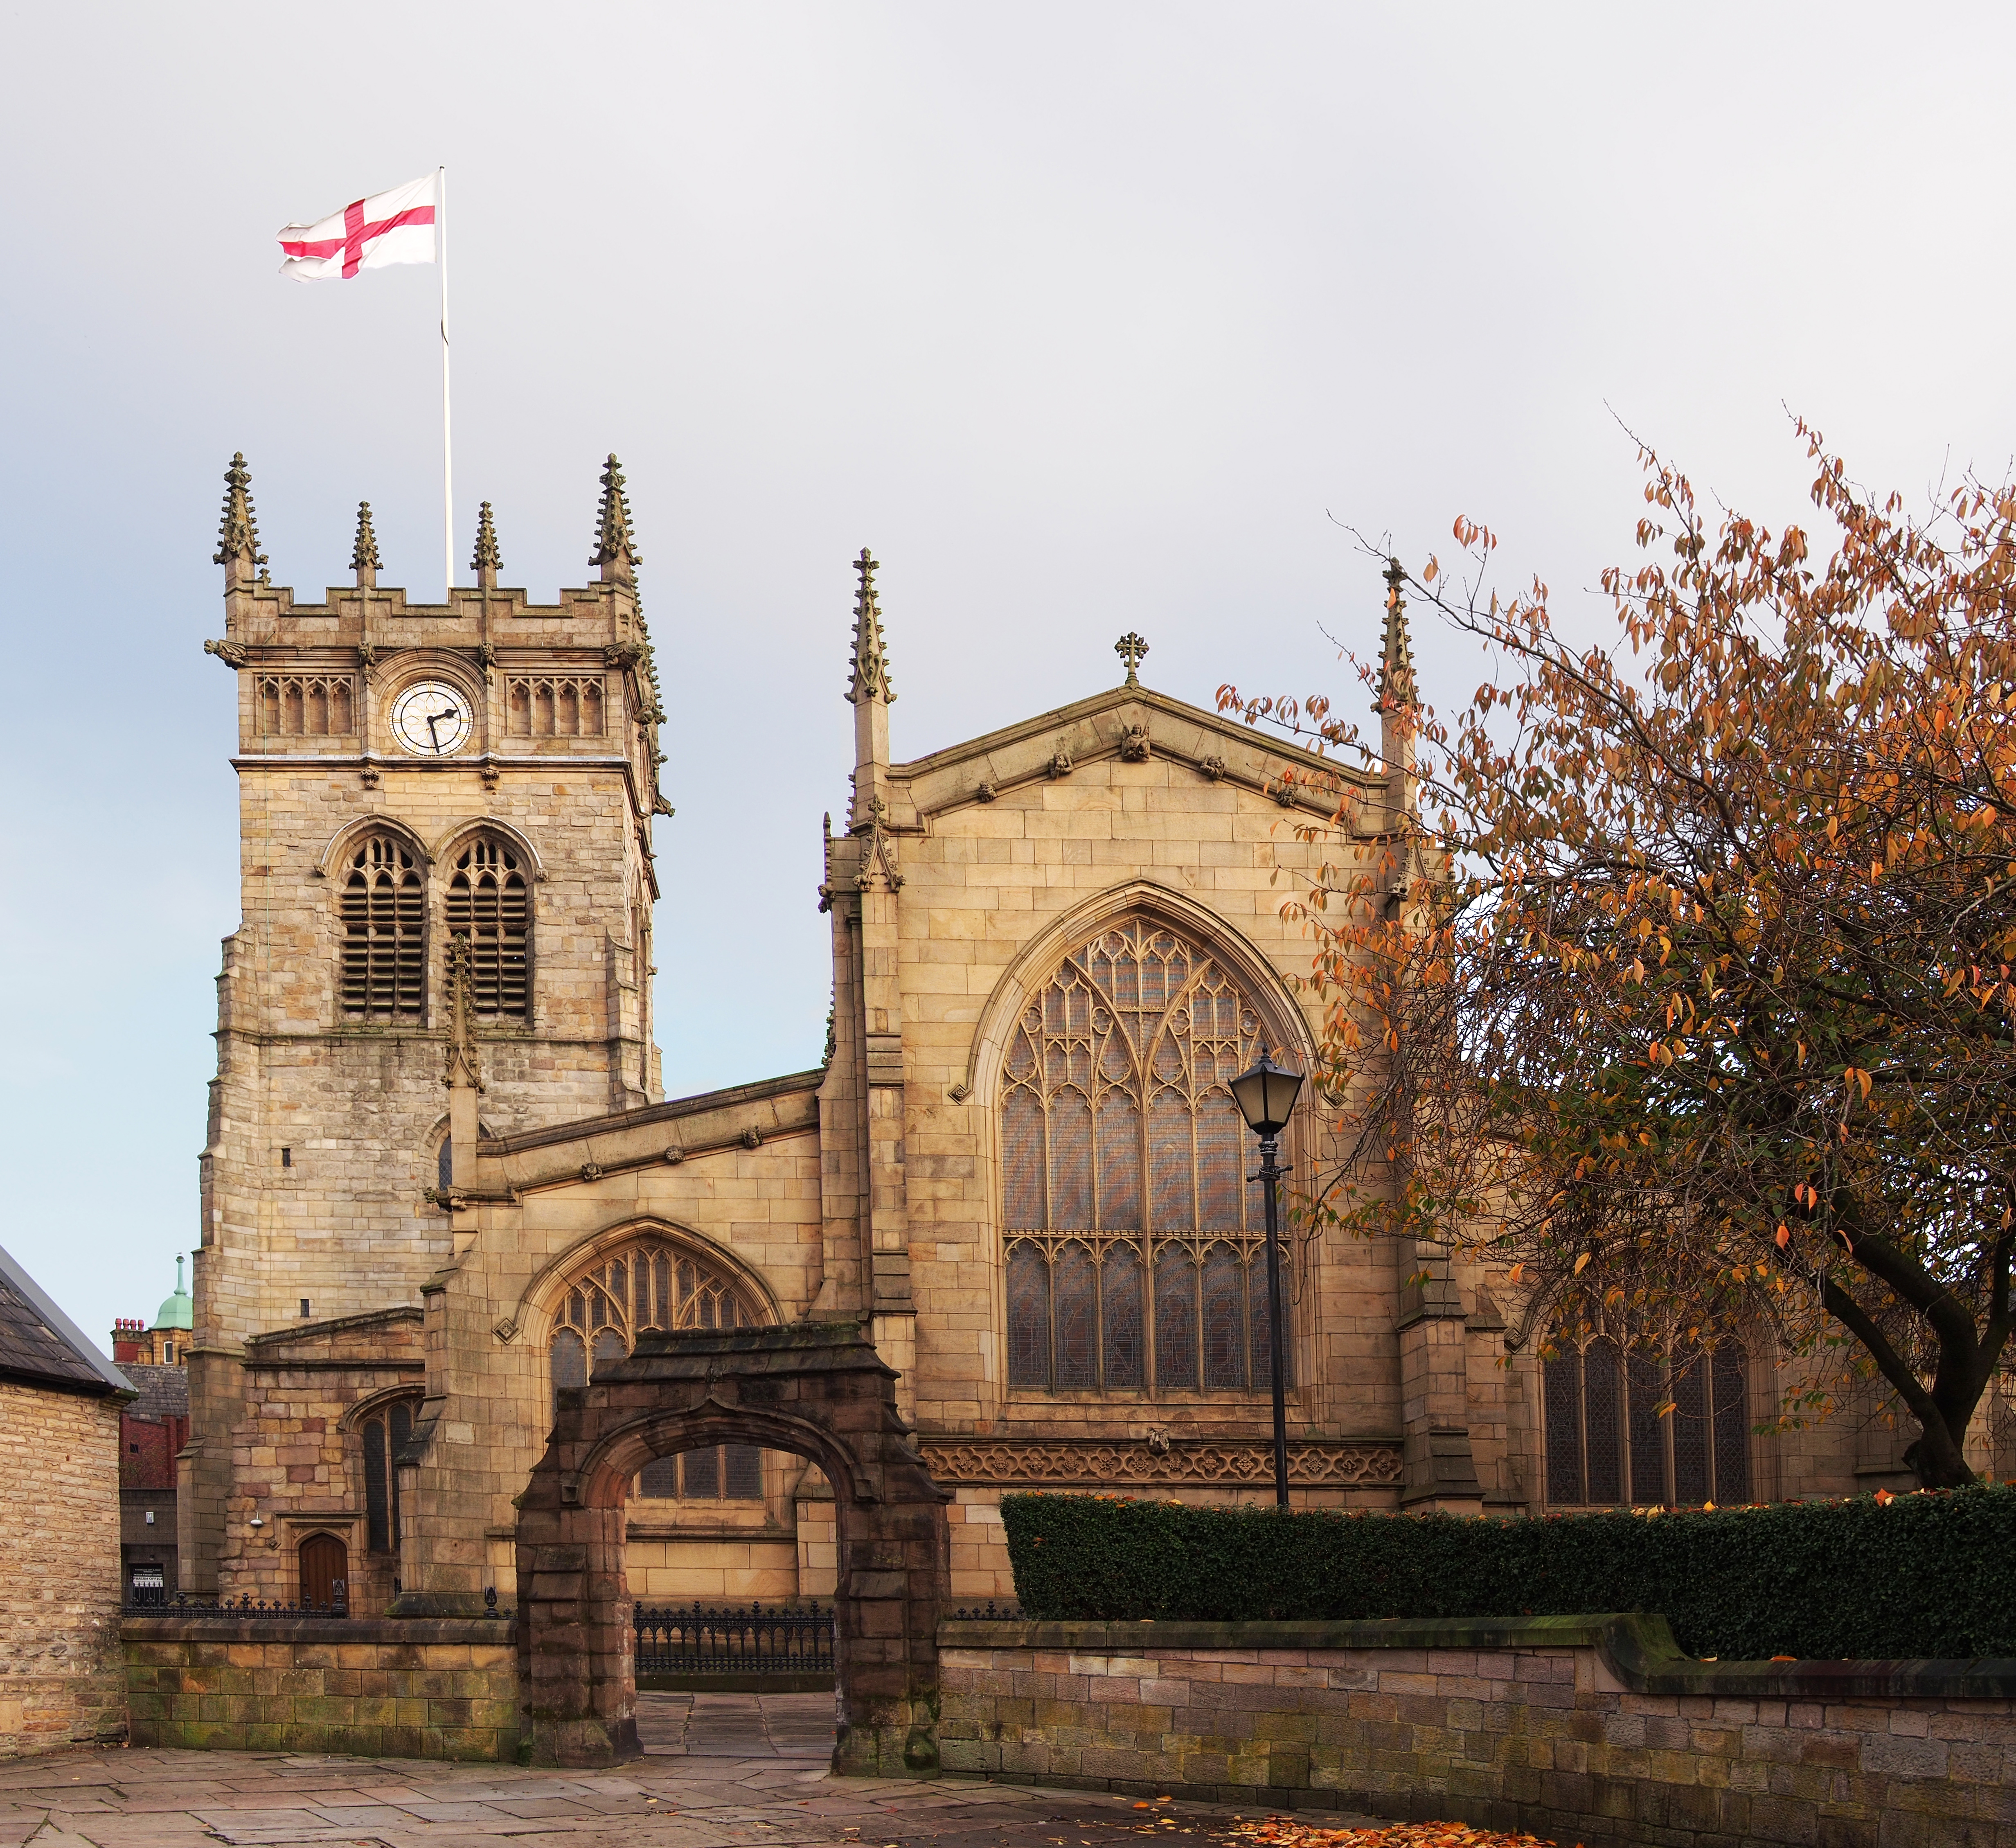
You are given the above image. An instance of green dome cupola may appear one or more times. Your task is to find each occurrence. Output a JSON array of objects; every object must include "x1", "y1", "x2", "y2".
[{"x1": 153, "y1": 1254, "x2": 193, "y2": 1332}]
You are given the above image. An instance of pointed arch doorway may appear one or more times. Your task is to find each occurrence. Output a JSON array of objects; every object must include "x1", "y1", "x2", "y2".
[{"x1": 516, "y1": 1320, "x2": 951, "y2": 1774}]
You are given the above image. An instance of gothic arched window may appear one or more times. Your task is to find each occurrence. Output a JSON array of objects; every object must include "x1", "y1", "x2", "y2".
[
  {"x1": 340, "y1": 836, "x2": 425, "y2": 1017},
  {"x1": 360, "y1": 1398, "x2": 417, "y2": 1554},
  {"x1": 446, "y1": 838, "x2": 529, "y2": 1019},
  {"x1": 1544, "y1": 1339, "x2": 1751, "y2": 1508},
  {"x1": 546, "y1": 1239, "x2": 771, "y2": 1501},
  {"x1": 1000, "y1": 920, "x2": 1289, "y2": 1394},
  {"x1": 548, "y1": 1238, "x2": 761, "y2": 1418}
]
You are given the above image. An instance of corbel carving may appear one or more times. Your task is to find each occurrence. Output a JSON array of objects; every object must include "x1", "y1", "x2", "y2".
[
  {"x1": 1198, "y1": 755, "x2": 1226, "y2": 782},
  {"x1": 579, "y1": 1162, "x2": 603, "y2": 1183},
  {"x1": 1118, "y1": 723, "x2": 1152, "y2": 763},
  {"x1": 1047, "y1": 750, "x2": 1073, "y2": 779},
  {"x1": 976, "y1": 780, "x2": 998, "y2": 803}
]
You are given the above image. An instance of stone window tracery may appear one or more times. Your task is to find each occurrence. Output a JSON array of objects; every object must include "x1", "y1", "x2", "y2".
[
  {"x1": 340, "y1": 836, "x2": 425, "y2": 1018},
  {"x1": 547, "y1": 1237, "x2": 760, "y2": 1418},
  {"x1": 446, "y1": 838, "x2": 529, "y2": 1019},
  {"x1": 1543, "y1": 1339, "x2": 1750, "y2": 1507},
  {"x1": 1000, "y1": 919, "x2": 1291, "y2": 1394}
]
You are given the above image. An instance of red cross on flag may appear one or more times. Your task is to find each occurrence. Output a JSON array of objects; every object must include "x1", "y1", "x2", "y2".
[{"x1": 278, "y1": 173, "x2": 438, "y2": 281}]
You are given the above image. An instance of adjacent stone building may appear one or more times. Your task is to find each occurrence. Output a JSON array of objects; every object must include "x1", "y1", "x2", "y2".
[
  {"x1": 0, "y1": 1242, "x2": 132, "y2": 1757},
  {"x1": 180, "y1": 455, "x2": 1954, "y2": 1631}
]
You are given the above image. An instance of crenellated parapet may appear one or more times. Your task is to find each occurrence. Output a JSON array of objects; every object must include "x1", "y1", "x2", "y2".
[{"x1": 203, "y1": 452, "x2": 668, "y2": 832}]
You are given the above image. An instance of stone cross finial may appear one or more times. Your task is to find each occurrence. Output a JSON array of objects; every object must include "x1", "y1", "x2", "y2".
[
  {"x1": 1115, "y1": 631, "x2": 1149, "y2": 687},
  {"x1": 847, "y1": 548, "x2": 896, "y2": 706},
  {"x1": 1378, "y1": 557, "x2": 1416, "y2": 711},
  {"x1": 471, "y1": 501, "x2": 501, "y2": 589},
  {"x1": 589, "y1": 453, "x2": 640, "y2": 582},
  {"x1": 213, "y1": 452, "x2": 268, "y2": 586},
  {"x1": 351, "y1": 502, "x2": 382, "y2": 588}
]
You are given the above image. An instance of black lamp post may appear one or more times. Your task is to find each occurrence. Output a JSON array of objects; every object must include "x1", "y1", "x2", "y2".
[{"x1": 1230, "y1": 1049, "x2": 1305, "y2": 1507}]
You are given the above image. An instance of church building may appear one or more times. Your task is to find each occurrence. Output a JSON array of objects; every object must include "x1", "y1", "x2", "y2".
[{"x1": 180, "y1": 454, "x2": 1899, "y2": 1620}]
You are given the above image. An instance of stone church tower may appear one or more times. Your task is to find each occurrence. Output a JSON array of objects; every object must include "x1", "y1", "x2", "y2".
[
  {"x1": 182, "y1": 453, "x2": 1843, "y2": 1625},
  {"x1": 183, "y1": 457, "x2": 669, "y2": 1595}
]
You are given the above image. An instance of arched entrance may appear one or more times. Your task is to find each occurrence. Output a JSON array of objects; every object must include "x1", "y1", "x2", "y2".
[{"x1": 516, "y1": 1319, "x2": 951, "y2": 1773}]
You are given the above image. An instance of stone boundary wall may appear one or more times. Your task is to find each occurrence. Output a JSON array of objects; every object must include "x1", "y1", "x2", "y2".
[
  {"x1": 123, "y1": 1616, "x2": 519, "y2": 1761},
  {"x1": 937, "y1": 1615, "x2": 2016, "y2": 1848}
]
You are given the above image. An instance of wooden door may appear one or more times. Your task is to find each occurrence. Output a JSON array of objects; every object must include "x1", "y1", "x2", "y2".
[{"x1": 299, "y1": 1532, "x2": 348, "y2": 1611}]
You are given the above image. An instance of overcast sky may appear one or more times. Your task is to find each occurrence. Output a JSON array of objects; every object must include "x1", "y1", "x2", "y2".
[{"x1": 3, "y1": 3, "x2": 2011, "y2": 1345}]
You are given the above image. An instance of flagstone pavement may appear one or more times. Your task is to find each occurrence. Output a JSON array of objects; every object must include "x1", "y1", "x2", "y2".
[{"x1": 0, "y1": 1695, "x2": 1383, "y2": 1848}]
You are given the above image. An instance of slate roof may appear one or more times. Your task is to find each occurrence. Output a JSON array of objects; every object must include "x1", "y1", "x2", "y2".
[
  {"x1": 122, "y1": 1363, "x2": 189, "y2": 1422},
  {"x1": 0, "y1": 1242, "x2": 133, "y2": 1397}
]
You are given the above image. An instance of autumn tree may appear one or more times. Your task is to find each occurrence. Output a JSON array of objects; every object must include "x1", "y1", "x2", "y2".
[{"x1": 1226, "y1": 428, "x2": 2016, "y2": 1490}]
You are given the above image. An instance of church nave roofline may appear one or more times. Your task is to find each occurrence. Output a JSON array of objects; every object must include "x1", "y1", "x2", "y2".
[
  {"x1": 459, "y1": 1067, "x2": 825, "y2": 1204},
  {"x1": 890, "y1": 681, "x2": 1388, "y2": 825}
]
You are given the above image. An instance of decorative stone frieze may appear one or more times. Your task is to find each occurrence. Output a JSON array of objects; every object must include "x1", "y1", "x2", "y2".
[{"x1": 919, "y1": 1437, "x2": 1403, "y2": 1487}]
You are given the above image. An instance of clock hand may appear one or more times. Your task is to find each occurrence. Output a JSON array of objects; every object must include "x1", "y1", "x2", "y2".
[{"x1": 425, "y1": 712, "x2": 447, "y2": 750}]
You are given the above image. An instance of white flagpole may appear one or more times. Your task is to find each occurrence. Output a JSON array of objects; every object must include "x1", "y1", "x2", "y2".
[{"x1": 439, "y1": 165, "x2": 454, "y2": 598}]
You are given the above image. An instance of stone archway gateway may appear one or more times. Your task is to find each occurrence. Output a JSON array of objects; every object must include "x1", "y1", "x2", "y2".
[{"x1": 516, "y1": 1320, "x2": 951, "y2": 1772}]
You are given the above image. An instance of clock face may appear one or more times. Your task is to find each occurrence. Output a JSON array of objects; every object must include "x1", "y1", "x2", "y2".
[{"x1": 390, "y1": 681, "x2": 474, "y2": 756}]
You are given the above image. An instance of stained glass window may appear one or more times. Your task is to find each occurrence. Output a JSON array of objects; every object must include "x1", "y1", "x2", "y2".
[
  {"x1": 1710, "y1": 1345, "x2": 1751, "y2": 1503},
  {"x1": 1543, "y1": 1351, "x2": 1584, "y2": 1504},
  {"x1": 1584, "y1": 1341, "x2": 1624, "y2": 1506},
  {"x1": 1628, "y1": 1349, "x2": 1665, "y2": 1506},
  {"x1": 1670, "y1": 1352, "x2": 1713, "y2": 1507},
  {"x1": 1543, "y1": 1340, "x2": 1751, "y2": 1508},
  {"x1": 1000, "y1": 919, "x2": 1293, "y2": 1395}
]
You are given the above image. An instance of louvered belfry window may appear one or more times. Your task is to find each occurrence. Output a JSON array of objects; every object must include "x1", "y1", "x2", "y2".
[
  {"x1": 1002, "y1": 919, "x2": 1289, "y2": 1394},
  {"x1": 340, "y1": 837, "x2": 425, "y2": 1017},
  {"x1": 446, "y1": 839, "x2": 529, "y2": 1018}
]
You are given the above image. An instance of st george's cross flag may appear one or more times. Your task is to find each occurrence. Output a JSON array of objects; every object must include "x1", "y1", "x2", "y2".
[{"x1": 277, "y1": 173, "x2": 438, "y2": 280}]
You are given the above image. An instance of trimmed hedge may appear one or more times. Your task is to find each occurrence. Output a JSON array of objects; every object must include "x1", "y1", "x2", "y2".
[{"x1": 998, "y1": 1486, "x2": 2016, "y2": 1661}]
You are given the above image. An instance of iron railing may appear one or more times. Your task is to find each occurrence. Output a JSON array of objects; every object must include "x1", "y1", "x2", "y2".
[
  {"x1": 121, "y1": 1590, "x2": 350, "y2": 1618},
  {"x1": 634, "y1": 1600, "x2": 835, "y2": 1676},
  {"x1": 122, "y1": 1586, "x2": 514, "y2": 1620}
]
